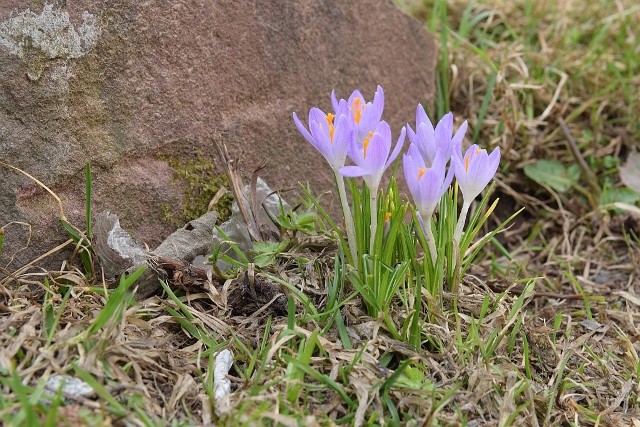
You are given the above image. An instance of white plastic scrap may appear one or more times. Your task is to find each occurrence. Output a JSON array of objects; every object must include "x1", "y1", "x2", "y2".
[
  {"x1": 44, "y1": 374, "x2": 94, "y2": 401},
  {"x1": 213, "y1": 349, "x2": 233, "y2": 414}
]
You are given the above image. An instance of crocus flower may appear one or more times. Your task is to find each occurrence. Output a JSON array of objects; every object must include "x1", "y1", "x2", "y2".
[
  {"x1": 339, "y1": 121, "x2": 405, "y2": 192},
  {"x1": 451, "y1": 143, "x2": 500, "y2": 242},
  {"x1": 403, "y1": 143, "x2": 454, "y2": 220},
  {"x1": 406, "y1": 106, "x2": 468, "y2": 166},
  {"x1": 293, "y1": 97, "x2": 361, "y2": 264},
  {"x1": 340, "y1": 120, "x2": 405, "y2": 255},
  {"x1": 331, "y1": 85, "x2": 384, "y2": 145},
  {"x1": 293, "y1": 108, "x2": 353, "y2": 172},
  {"x1": 452, "y1": 144, "x2": 501, "y2": 203},
  {"x1": 403, "y1": 143, "x2": 453, "y2": 264}
]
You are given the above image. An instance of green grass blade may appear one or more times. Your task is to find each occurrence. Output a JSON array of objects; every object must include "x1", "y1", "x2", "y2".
[
  {"x1": 88, "y1": 265, "x2": 145, "y2": 336},
  {"x1": 72, "y1": 364, "x2": 128, "y2": 418},
  {"x1": 472, "y1": 71, "x2": 497, "y2": 144},
  {"x1": 282, "y1": 355, "x2": 355, "y2": 409}
]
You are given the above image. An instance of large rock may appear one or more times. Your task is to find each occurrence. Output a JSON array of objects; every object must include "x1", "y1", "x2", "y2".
[{"x1": 0, "y1": 1, "x2": 436, "y2": 274}]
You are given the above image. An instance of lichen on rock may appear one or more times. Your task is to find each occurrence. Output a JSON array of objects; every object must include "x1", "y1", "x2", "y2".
[
  {"x1": 164, "y1": 155, "x2": 234, "y2": 226},
  {"x1": 0, "y1": 3, "x2": 99, "y2": 60}
]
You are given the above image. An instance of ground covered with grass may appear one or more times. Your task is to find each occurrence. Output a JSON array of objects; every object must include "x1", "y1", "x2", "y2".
[{"x1": 2, "y1": 0, "x2": 640, "y2": 426}]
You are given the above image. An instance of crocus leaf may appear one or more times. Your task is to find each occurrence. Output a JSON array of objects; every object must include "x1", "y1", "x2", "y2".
[
  {"x1": 619, "y1": 151, "x2": 640, "y2": 195},
  {"x1": 252, "y1": 240, "x2": 289, "y2": 267},
  {"x1": 523, "y1": 160, "x2": 580, "y2": 193},
  {"x1": 253, "y1": 253, "x2": 276, "y2": 268},
  {"x1": 599, "y1": 187, "x2": 640, "y2": 206},
  {"x1": 252, "y1": 240, "x2": 289, "y2": 255}
]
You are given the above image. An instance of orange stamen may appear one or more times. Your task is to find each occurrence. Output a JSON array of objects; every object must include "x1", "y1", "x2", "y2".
[
  {"x1": 384, "y1": 212, "x2": 392, "y2": 222},
  {"x1": 362, "y1": 131, "x2": 374, "y2": 158},
  {"x1": 464, "y1": 149, "x2": 482, "y2": 172},
  {"x1": 418, "y1": 167, "x2": 428, "y2": 180},
  {"x1": 351, "y1": 98, "x2": 364, "y2": 124},
  {"x1": 326, "y1": 113, "x2": 335, "y2": 141}
]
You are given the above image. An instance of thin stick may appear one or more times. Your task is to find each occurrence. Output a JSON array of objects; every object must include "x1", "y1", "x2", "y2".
[
  {"x1": 155, "y1": 255, "x2": 217, "y2": 282},
  {"x1": 0, "y1": 160, "x2": 66, "y2": 221},
  {"x1": 213, "y1": 133, "x2": 261, "y2": 242},
  {"x1": 3, "y1": 239, "x2": 74, "y2": 284},
  {"x1": 487, "y1": 281, "x2": 605, "y2": 301},
  {"x1": 558, "y1": 118, "x2": 600, "y2": 206},
  {"x1": 250, "y1": 159, "x2": 269, "y2": 238}
]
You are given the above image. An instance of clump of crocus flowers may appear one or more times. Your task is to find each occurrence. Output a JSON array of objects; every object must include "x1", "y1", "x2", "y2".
[{"x1": 293, "y1": 85, "x2": 500, "y2": 268}]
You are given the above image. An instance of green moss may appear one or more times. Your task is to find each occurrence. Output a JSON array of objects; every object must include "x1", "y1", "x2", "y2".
[{"x1": 163, "y1": 155, "x2": 233, "y2": 226}]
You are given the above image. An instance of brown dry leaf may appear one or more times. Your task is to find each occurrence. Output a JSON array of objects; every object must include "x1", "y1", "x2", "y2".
[
  {"x1": 168, "y1": 374, "x2": 197, "y2": 412},
  {"x1": 620, "y1": 151, "x2": 640, "y2": 194},
  {"x1": 353, "y1": 381, "x2": 371, "y2": 427},
  {"x1": 1, "y1": 311, "x2": 40, "y2": 368},
  {"x1": 613, "y1": 291, "x2": 640, "y2": 307}
]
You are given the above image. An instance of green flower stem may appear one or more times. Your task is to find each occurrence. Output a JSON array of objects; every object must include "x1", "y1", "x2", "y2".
[
  {"x1": 335, "y1": 171, "x2": 358, "y2": 264},
  {"x1": 420, "y1": 213, "x2": 437, "y2": 265},
  {"x1": 369, "y1": 190, "x2": 378, "y2": 255},
  {"x1": 454, "y1": 200, "x2": 471, "y2": 244}
]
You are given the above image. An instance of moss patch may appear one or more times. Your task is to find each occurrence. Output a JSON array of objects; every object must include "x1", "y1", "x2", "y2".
[{"x1": 163, "y1": 154, "x2": 233, "y2": 226}]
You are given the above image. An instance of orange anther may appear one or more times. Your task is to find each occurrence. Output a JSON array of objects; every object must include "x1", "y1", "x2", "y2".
[
  {"x1": 363, "y1": 131, "x2": 374, "y2": 158},
  {"x1": 326, "y1": 113, "x2": 335, "y2": 141},
  {"x1": 351, "y1": 98, "x2": 364, "y2": 124},
  {"x1": 418, "y1": 167, "x2": 428, "y2": 179}
]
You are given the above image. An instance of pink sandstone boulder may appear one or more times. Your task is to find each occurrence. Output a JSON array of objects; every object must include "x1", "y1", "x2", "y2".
[{"x1": 0, "y1": 0, "x2": 436, "y2": 274}]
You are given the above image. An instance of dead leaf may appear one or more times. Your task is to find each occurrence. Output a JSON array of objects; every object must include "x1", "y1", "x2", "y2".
[
  {"x1": 613, "y1": 291, "x2": 640, "y2": 306},
  {"x1": 167, "y1": 374, "x2": 197, "y2": 412},
  {"x1": 619, "y1": 151, "x2": 640, "y2": 194}
]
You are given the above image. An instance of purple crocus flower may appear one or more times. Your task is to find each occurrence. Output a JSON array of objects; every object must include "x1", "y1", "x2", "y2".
[
  {"x1": 339, "y1": 121, "x2": 406, "y2": 192},
  {"x1": 452, "y1": 144, "x2": 501, "y2": 203},
  {"x1": 403, "y1": 143, "x2": 454, "y2": 220},
  {"x1": 293, "y1": 107, "x2": 353, "y2": 172},
  {"x1": 406, "y1": 106, "x2": 468, "y2": 166},
  {"x1": 403, "y1": 143, "x2": 453, "y2": 264},
  {"x1": 331, "y1": 85, "x2": 384, "y2": 145}
]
